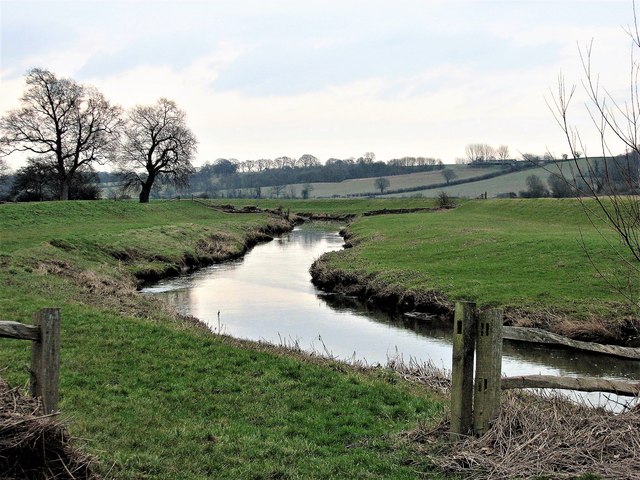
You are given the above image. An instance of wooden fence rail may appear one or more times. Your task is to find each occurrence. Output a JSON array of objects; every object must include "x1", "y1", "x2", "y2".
[
  {"x1": 501, "y1": 375, "x2": 640, "y2": 397},
  {"x1": 450, "y1": 302, "x2": 640, "y2": 439},
  {"x1": 503, "y1": 326, "x2": 640, "y2": 360},
  {"x1": 0, "y1": 308, "x2": 60, "y2": 414}
]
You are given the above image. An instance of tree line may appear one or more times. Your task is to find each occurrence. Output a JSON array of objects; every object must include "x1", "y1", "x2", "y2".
[
  {"x1": 518, "y1": 154, "x2": 640, "y2": 198},
  {"x1": 189, "y1": 154, "x2": 444, "y2": 198}
]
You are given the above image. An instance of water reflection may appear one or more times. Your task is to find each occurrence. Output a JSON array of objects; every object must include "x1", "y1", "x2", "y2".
[{"x1": 142, "y1": 223, "x2": 640, "y2": 388}]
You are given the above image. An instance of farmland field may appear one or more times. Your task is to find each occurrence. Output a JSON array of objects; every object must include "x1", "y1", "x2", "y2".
[{"x1": 292, "y1": 164, "x2": 503, "y2": 197}]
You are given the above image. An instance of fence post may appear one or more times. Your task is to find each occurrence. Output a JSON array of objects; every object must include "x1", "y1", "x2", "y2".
[
  {"x1": 450, "y1": 301, "x2": 476, "y2": 439},
  {"x1": 473, "y1": 308, "x2": 503, "y2": 436},
  {"x1": 29, "y1": 308, "x2": 60, "y2": 414}
]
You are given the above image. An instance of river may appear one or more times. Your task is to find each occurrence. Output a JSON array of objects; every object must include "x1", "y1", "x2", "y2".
[{"x1": 142, "y1": 223, "x2": 640, "y2": 407}]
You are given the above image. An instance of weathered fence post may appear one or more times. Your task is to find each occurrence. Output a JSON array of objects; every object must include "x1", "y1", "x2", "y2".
[
  {"x1": 473, "y1": 308, "x2": 503, "y2": 436},
  {"x1": 450, "y1": 301, "x2": 476, "y2": 439},
  {"x1": 29, "y1": 308, "x2": 60, "y2": 414}
]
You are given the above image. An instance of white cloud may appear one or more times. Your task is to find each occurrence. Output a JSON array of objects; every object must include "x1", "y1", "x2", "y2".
[{"x1": 1, "y1": 0, "x2": 638, "y2": 166}]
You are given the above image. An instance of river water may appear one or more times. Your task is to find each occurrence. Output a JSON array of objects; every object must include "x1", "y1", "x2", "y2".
[{"x1": 142, "y1": 223, "x2": 640, "y2": 407}]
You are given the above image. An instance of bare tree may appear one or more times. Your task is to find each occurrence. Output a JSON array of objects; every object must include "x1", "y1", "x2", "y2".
[
  {"x1": 441, "y1": 168, "x2": 457, "y2": 185},
  {"x1": 269, "y1": 184, "x2": 286, "y2": 198},
  {"x1": 374, "y1": 177, "x2": 390, "y2": 194},
  {"x1": 548, "y1": 2, "x2": 640, "y2": 304},
  {"x1": 0, "y1": 68, "x2": 122, "y2": 200},
  {"x1": 519, "y1": 174, "x2": 548, "y2": 198},
  {"x1": 465, "y1": 143, "x2": 495, "y2": 163},
  {"x1": 299, "y1": 154, "x2": 320, "y2": 168},
  {"x1": 496, "y1": 145, "x2": 510, "y2": 161},
  {"x1": 0, "y1": 158, "x2": 10, "y2": 187},
  {"x1": 358, "y1": 152, "x2": 376, "y2": 164},
  {"x1": 301, "y1": 183, "x2": 314, "y2": 199},
  {"x1": 118, "y1": 98, "x2": 197, "y2": 203},
  {"x1": 11, "y1": 157, "x2": 99, "y2": 201}
]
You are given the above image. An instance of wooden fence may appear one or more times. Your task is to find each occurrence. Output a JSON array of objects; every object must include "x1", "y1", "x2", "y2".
[
  {"x1": 0, "y1": 308, "x2": 60, "y2": 414},
  {"x1": 450, "y1": 301, "x2": 640, "y2": 439}
]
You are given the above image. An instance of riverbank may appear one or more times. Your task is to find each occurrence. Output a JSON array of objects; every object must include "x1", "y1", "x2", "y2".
[
  {"x1": 309, "y1": 198, "x2": 640, "y2": 347},
  {"x1": 0, "y1": 200, "x2": 448, "y2": 479}
]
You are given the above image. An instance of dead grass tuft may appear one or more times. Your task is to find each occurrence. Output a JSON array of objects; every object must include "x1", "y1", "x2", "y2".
[
  {"x1": 411, "y1": 389, "x2": 640, "y2": 479},
  {"x1": 34, "y1": 259, "x2": 74, "y2": 277},
  {"x1": 0, "y1": 379, "x2": 101, "y2": 479},
  {"x1": 386, "y1": 356, "x2": 451, "y2": 395},
  {"x1": 506, "y1": 306, "x2": 639, "y2": 345}
]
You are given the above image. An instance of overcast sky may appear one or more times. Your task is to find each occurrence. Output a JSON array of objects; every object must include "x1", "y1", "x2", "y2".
[{"x1": 0, "y1": 0, "x2": 635, "y2": 166}]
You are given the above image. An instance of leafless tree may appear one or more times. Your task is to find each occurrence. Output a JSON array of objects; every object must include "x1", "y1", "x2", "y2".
[
  {"x1": 260, "y1": 158, "x2": 274, "y2": 170},
  {"x1": 117, "y1": 98, "x2": 197, "y2": 203},
  {"x1": 0, "y1": 158, "x2": 10, "y2": 187},
  {"x1": 496, "y1": 145, "x2": 510, "y2": 161},
  {"x1": 0, "y1": 68, "x2": 122, "y2": 200},
  {"x1": 374, "y1": 177, "x2": 390, "y2": 194},
  {"x1": 441, "y1": 168, "x2": 457, "y2": 185},
  {"x1": 465, "y1": 143, "x2": 496, "y2": 163},
  {"x1": 272, "y1": 157, "x2": 286, "y2": 169},
  {"x1": 299, "y1": 153, "x2": 320, "y2": 168},
  {"x1": 269, "y1": 184, "x2": 286, "y2": 198},
  {"x1": 548, "y1": 1, "x2": 640, "y2": 304},
  {"x1": 301, "y1": 182, "x2": 314, "y2": 199}
]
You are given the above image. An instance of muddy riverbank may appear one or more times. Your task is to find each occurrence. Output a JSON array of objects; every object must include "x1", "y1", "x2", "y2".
[{"x1": 134, "y1": 216, "x2": 295, "y2": 285}]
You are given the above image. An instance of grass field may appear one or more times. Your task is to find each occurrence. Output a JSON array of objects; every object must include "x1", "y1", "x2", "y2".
[
  {"x1": 216, "y1": 160, "x2": 593, "y2": 200},
  {"x1": 292, "y1": 164, "x2": 502, "y2": 197},
  {"x1": 0, "y1": 200, "x2": 446, "y2": 479},
  {"x1": 216, "y1": 164, "x2": 503, "y2": 198},
  {"x1": 314, "y1": 198, "x2": 636, "y2": 338},
  {"x1": 382, "y1": 165, "x2": 553, "y2": 198},
  {"x1": 384, "y1": 159, "x2": 591, "y2": 198}
]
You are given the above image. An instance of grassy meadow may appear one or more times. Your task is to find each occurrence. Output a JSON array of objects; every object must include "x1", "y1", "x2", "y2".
[
  {"x1": 314, "y1": 198, "x2": 637, "y2": 339},
  {"x1": 0, "y1": 200, "x2": 447, "y2": 479}
]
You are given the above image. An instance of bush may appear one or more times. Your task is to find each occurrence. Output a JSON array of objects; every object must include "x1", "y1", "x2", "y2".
[{"x1": 436, "y1": 191, "x2": 455, "y2": 208}]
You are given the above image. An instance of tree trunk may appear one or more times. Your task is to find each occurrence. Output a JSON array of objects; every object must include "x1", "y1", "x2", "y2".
[
  {"x1": 60, "y1": 180, "x2": 70, "y2": 201},
  {"x1": 139, "y1": 181, "x2": 152, "y2": 203}
]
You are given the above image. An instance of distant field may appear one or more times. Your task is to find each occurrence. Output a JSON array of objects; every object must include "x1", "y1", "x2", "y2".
[
  {"x1": 384, "y1": 160, "x2": 589, "y2": 198},
  {"x1": 218, "y1": 164, "x2": 504, "y2": 198},
  {"x1": 297, "y1": 164, "x2": 503, "y2": 197}
]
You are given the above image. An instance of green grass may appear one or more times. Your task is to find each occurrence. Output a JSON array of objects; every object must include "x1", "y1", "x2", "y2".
[
  {"x1": 318, "y1": 198, "x2": 632, "y2": 318},
  {"x1": 0, "y1": 200, "x2": 270, "y2": 252},
  {"x1": 0, "y1": 200, "x2": 447, "y2": 479}
]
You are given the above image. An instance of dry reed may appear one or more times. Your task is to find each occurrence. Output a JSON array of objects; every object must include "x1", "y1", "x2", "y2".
[
  {"x1": 0, "y1": 379, "x2": 100, "y2": 479},
  {"x1": 408, "y1": 389, "x2": 640, "y2": 479}
]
